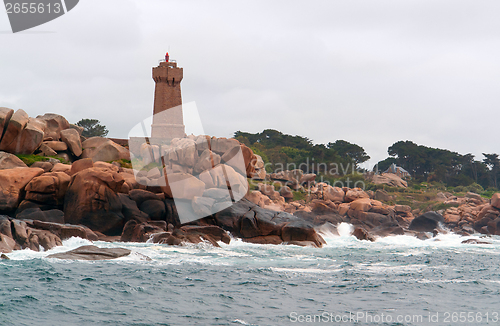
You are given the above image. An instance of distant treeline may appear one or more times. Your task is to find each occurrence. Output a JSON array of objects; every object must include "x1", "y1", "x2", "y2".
[
  {"x1": 234, "y1": 130, "x2": 499, "y2": 191},
  {"x1": 234, "y1": 129, "x2": 369, "y2": 175},
  {"x1": 376, "y1": 140, "x2": 499, "y2": 190}
]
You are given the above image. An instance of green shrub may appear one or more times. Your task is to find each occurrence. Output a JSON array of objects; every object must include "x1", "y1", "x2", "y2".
[
  {"x1": 482, "y1": 188, "x2": 498, "y2": 199},
  {"x1": 110, "y1": 159, "x2": 132, "y2": 169},
  {"x1": 412, "y1": 184, "x2": 422, "y2": 190},
  {"x1": 433, "y1": 202, "x2": 459, "y2": 211},
  {"x1": 466, "y1": 182, "x2": 484, "y2": 194},
  {"x1": 16, "y1": 154, "x2": 64, "y2": 166},
  {"x1": 395, "y1": 199, "x2": 412, "y2": 206},
  {"x1": 292, "y1": 191, "x2": 306, "y2": 201}
]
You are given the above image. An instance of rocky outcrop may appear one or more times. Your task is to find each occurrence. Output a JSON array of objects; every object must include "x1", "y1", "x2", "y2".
[
  {"x1": 270, "y1": 169, "x2": 303, "y2": 190},
  {"x1": 60, "y1": 128, "x2": 82, "y2": 157},
  {"x1": 36, "y1": 113, "x2": 70, "y2": 141},
  {"x1": 370, "y1": 173, "x2": 408, "y2": 188},
  {"x1": 409, "y1": 212, "x2": 444, "y2": 232},
  {"x1": 1, "y1": 118, "x2": 499, "y2": 255},
  {"x1": 321, "y1": 184, "x2": 345, "y2": 203},
  {"x1": 14, "y1": 117, "x2": 46, "y2": 155},
  {"x1": 491, "y1": 193, "x2": 500, "y2": 210},
  {"x1": 63, "y1": 167, "x2": 125, "y2": 234},
  {"x1": 121, "y1": 219, "x2": 166, "y2": 242},
  {"x1": 17, "y1": 208, "x2": 65, "y2": 224},
  {"x1": 209, "y1": 198, "x2": 326, "y2": 247},
  {"x1": 0, "y1": 109, "x2": 29, "y2": 152},
  {"x1": 0, "y1": 108, "x2": 14, "y2": 140},
  {"x1": 82, "y1": 137, "x2": 130, "y2": 162},
  {"x1": 70, "y1": 158, "x2": 93, "y2": 175},
  {"x1": 46, "y1": 245, "x2": 131, "y2": 260},
  {"x1": 352, "y1": 227, "x2": 375, "y2": 241},
  {"x1": 24, "y1": 171, "x2": 71, "y2": 206},
  {"x1": 281, "y1": 220, "x2": 326, "y2": 247},
  {"x1": 0, "y1": 151, "x2": 27, "y2": 169},
  {"x1": 0, "y1": 167, "x2": 44, "y2": 211}
]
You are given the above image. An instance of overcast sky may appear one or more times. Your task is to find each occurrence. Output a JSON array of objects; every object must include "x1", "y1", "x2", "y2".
[{"x1": 1, "y1": 0, "x2": 500, "y2": 169}]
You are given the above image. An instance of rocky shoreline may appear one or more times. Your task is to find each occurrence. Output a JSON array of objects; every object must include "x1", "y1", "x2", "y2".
[{"x1": 0, "y1": 109, "x2": 499, "y2": 257}]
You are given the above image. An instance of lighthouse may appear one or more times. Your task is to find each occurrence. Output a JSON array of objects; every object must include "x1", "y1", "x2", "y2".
[{"x1": 150, "y1": 55, "x2": 186, "y2": 140}]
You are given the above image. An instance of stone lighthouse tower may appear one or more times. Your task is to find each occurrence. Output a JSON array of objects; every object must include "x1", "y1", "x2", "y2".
[{"x1": 150, "y1": 57, "x2": 186, "y2": 140}]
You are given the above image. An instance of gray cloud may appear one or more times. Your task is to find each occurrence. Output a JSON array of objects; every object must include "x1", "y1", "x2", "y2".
[{"x1": 1, "y1": 0, "x2": 500, "y2": 168}]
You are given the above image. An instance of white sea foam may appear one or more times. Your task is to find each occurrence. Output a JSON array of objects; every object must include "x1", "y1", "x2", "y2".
[
  {"x1": 270, "y1": 267, "x2": 341, "y2": 274},
  {"x1": 2, "y1": 224, "x2": 500, "y2": 264},
  {"x1": 337, "y1": 222, "x2": 354, "y2": 237}
]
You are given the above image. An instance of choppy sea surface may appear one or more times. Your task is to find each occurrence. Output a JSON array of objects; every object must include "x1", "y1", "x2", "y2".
[{"x1": 1, "y1": 223, "x2": 500, "y2": 326}]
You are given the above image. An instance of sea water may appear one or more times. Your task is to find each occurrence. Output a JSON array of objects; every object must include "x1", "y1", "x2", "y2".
[{"x1": 1, "y1": 223, "x2": 499, "y2": 326}]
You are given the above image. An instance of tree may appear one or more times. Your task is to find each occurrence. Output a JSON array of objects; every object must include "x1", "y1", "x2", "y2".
[
  {"x1": 76, "y1": 119, "x2": 109, "y2": 138},
  {"x1": 327, "y1": 140, "x2": 370, "y2": 165},
  {"x1": 483, "y1": 153, "x2": 500, "y2": 189}
]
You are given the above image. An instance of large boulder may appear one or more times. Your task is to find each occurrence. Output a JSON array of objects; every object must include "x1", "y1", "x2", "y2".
[
  {"x1": 38, "y1": 143, "x2": 57, "y2": 156},
  {"x1": 344, "y1": 188, "x2": 369, "y2": 202},
  {"x1": 210, "y1": 137, "x2": 239, "y2": 155},
  {"x1": 63, "y1": 167, "x2": 125, "y2": 234},
  {"x1": 30, "y1": 161, "x2": 54, "y2": 172},
  {"x1": 16, "y1": 208, "x2": 65, "y2": 224},
  {"x1": 161, "y1": 172, "x2": 206, "y2": 199},
  {"x1": 43, "y1": 141, "x2": 68, "y2": 152},
  {"x1": 70, "y1": 158, "x2": 93, "y2": 175},
  {"x1": 14, "y1": 117, "x2": 46, "y2": 155},
  {"x1": 371, "y1": 173, "x2": 408, "y2": 188},
  {"x1": 240, "y1": 144, "x2": 256, "y2": 177},
  {"x1": 0, "y1": 109, "x2": 29, "y2": 152},
  {"x1": 46, "y1": 245, "x2": 131, "y2": 260},
  {"x1": 31, "y1": 220, "x2": 98, "y2": 241},
  {"x1": 128, "y1": 189, "x2": 161, "y2": 206},
  {"x1": 281, "y1": 220, "x2": 326, "y2": 247},
  {"x1": 0, "y1": 215, "x2": 12, "y2": 238},
  {"x1": 69, "y1": 124, "x2": 84, "y2": 135},
  {"x1": 374, "y1": 189, "x2": 391, "y2": 201},
  {"x1": 16, "y1": 200, "x2": 59, "y2": 215},
  {"x1": 220, "y1": 144, "x2": 254, "y2": 177},
  {"x1": 491, "y1": 193, "x2": 500, "y2": 210},
  {"x1": 193, "y1": 149, "x2": 220, "y2": 174},
  {"x1": 322, "y1": 185, "x2": 345, "y2": 202},
  {"x1": 36, "y1": 113, "x2": 70, "y2": 141},
  {"x1": 299, "y1": 173, "x2": 316, "y2": 185},
  {"x1": 0, "y1": 233, "x2": 16, "y2": 253},
  {"x1": 0, "y1": 167, "x2": 44, "y2": 211},
  {"x1": 352, "y1": 227, "x2": 375, "y2": 241},
  {"x1": 409, "y1": 211, "x2": 445, "y2": 232},
  {"x1": 121, "y1": 220, "x2": 166, "y2": 242},
  {"x1": 198, "y1": 164, "x2": 247, "y2": 196},
  {"x1": 270, "y1": 169, "x2": 303, "y2": 183},
  {"x1": 0, "y1": 107, "x2": 14, "y2": 140},
  {"x1": 117, "y1": 193, "x2": 149, "y2": 223},
  {"x1": 0, "y1": 151, "x2": 27, "y2": 169},
  {"x1": 26, "y1": 228, "x2": 62, "y2": 250},
  {"x1": 179, "y1": 225, "x2": 231, "y2": 244},
  {"x1": 191, "y1": 196, "x2": 216, "y2": 217},
  {"x1": 51, "y1": 163, "x2": 71, "y2": 174},
  {"x1": 214, "y1": 198, "x2": 297, "y2": 239},
  {"x1": 163, "y1": 138, "x2": 198, "y2": 167},
  {"x1": 24, "y1": 171, "x2": 71, "y2": 206},
  {"x1": 82, "y1": 137, "x2": 130, "y2": 162},
  {"x1": 350, "y1": 198, "x2": 372, "y2": 212},
  {"x1": 60, "y1": 128, "x2": 82, "y2": 157},
  {"x1": 139, "y1": 200, "x2": 166, "y2": 220}
]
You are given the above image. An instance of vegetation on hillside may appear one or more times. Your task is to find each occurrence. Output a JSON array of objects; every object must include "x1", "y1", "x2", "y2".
[
  {"x1": 16, "y1": 154, "x2": 69, "y2": 165},
  {"x1": 376, "y1": 141, "x2": 499, "y2": 190},
  {"x1": 235, "y1": 130, "x2": 499, "y2": 192},
  {"x1": 235, "y1": 129, "x2": 369, "y2": 178}
]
